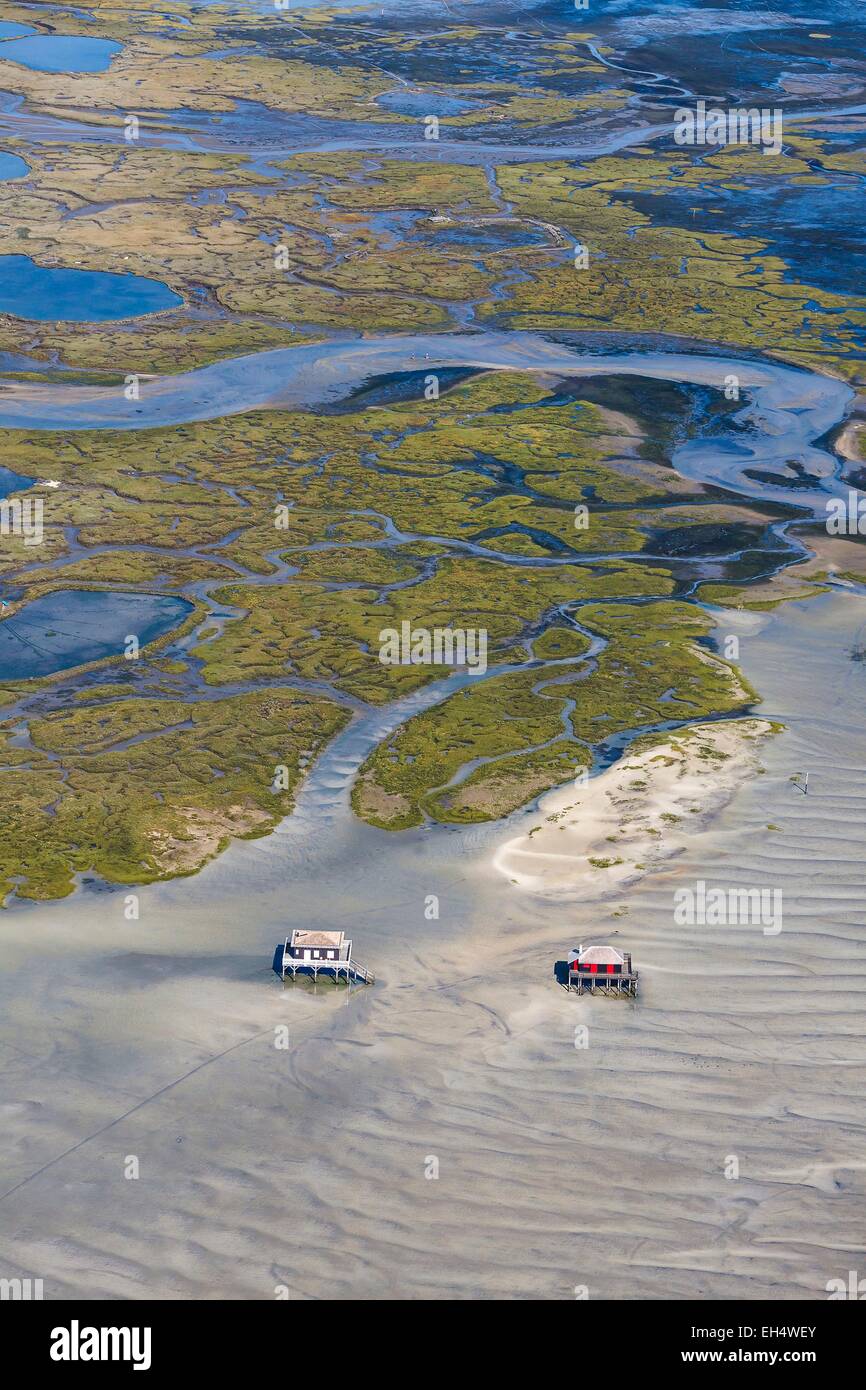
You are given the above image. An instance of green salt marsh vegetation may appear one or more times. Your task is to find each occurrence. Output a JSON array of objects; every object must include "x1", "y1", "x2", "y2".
[
  {"x1": 352, "y1": 599, "x2": 753, "y2": 828},
  {"x1": 195, "y1": 553, "x2": 673, "y2": 699},
  {"x1": 0, "y1": 366, "x2": 774, "y2": 896},
  {"x1": 482, "y1": 156, "x2": 866, "y2": 375},
  {"x1": 3, "y1": 124, "x2": 864, "y2": 387},
  {"x1": 0, "y1": 688, "x2": 347, "y2": 904},
  {"x1": 2, "y1": 2, "x2": 851, "y2": 897}
]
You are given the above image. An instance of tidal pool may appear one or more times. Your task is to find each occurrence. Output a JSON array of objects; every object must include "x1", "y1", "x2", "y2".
[
  {"x1": 376, "y1": 88, "x2": 481, "y2": 117},
  {"x1": 0, "y1": 23, "x2": 35, "y2": 41},
  {"x1": 0, "y1": 254, "x2": 182, "y2": 322},
  {"x1": 0, "y1": 35, "x2": 121, "y2": 74},
  {"x1": 0, "y1": 590, "x2": 192, "y2": 680},
  {"x1": 421, "y1": 221, "x2": 552, "y2": 249},
  {"x1": 0, "y1": 465, "x2": 35, "y2": 497},
  {"x1": 0, "y1": 150, "x2": 27, "y2": 180}
]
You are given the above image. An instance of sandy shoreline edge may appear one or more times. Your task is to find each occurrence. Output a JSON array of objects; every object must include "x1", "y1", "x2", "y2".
[{"x1": 492, "y1": 717, "x2": 777, "y2": 899}]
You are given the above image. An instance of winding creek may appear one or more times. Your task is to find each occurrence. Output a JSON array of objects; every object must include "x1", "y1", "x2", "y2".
[
  {"x1": 0, "y1": 327, "x2": 856, "y2": 825},
  {"x1": 0, "y1": 45, "x2": 859, "y2": 827},
  {"x1": 0, "y1": 21, "x2": 861, "y2": 886},
  {"x1": 0, "y1": 323, "x2": 851, "y2": 520},
  {"x1": 0, "y1": 329, "x2": 852, "y2": 507}
]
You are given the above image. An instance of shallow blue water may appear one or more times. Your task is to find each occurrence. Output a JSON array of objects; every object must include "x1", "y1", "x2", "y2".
[
  {"x1": 423, "y1": 223, "x2": 551, "y2": 249},
  {"x1": 376, "y1": 89, "x2": 481, "y2": 117},
  {"x1": 0, "y1": 466, "x2": 35, "y2": 498},
  {"x1": 0, "y1": 150, "x2": 27, "y2": 180},
  {"x1": 0, "y1": 590, "x2": 193, "y2": 680},
  {"x1": 0, "y1": 35, "x2": 121, "y2": 74},
  {"x1": 0, "y1": 23, "x2": 35, "y2": 41},
  {"x1": 0, "y1": 255, "x2": 182, "y2": 322}
]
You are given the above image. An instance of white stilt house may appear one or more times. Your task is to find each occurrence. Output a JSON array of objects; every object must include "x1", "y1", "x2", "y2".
[
  {"x1": 273, "y1": 930, "x2": 374, "y2": 985},
  {"x1": 289, "y1": 929, "x2": 350, "y2": 964}
]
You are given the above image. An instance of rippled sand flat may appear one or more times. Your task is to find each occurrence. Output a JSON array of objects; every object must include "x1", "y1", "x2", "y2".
[
  {"x1": 0, "y1": 592, "x2": 864, "y2": 1299},
  {"x1": 493, "y1": 715, "x2": 775, "y2": 897}
]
